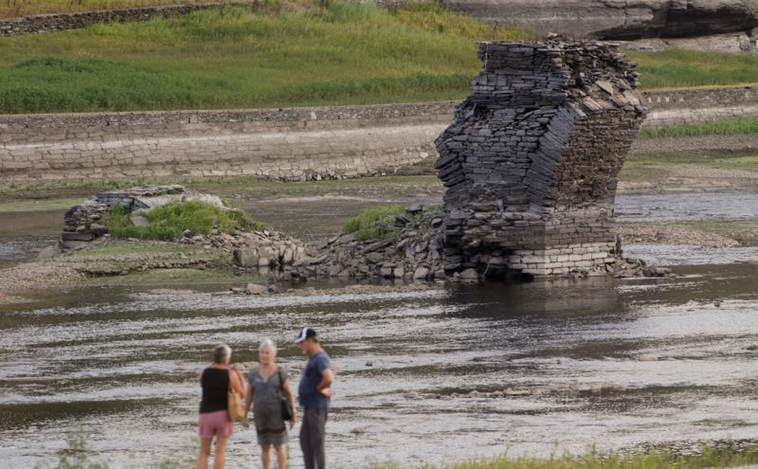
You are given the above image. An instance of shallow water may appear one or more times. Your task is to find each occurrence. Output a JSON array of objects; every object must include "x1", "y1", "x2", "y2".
[
  {"x1": 624, "y1": 244, "x2": 758, "y2": 265},
  {"x1": 615, "y1": 193, "x2": 758, "y2": 222},
  {"x1": 2, "y1": 264, "x2": 758, "y2": 468},
  {"x1": 2, "y1": 190, "x2": 758, "y2": 468}
]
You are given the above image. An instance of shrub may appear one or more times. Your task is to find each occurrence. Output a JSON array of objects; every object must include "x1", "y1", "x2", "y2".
[
  {"x1": 342, "y1": 204, "x2": 407, "y2": 241},
  {"x1": 103, "y1": 200, "x2": 265, "y2": 241}
]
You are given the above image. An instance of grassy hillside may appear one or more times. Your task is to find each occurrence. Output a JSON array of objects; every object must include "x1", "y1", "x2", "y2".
[
  {"x1": 3, "y1": 1, "x2": 758, "y2": 113},
  {"x1": 0, "y1": 0, "x2": 218, "y2": 18},
  {"x1": 0, "y1": 1, "x2": 534, "y2": 113},
  {"x1": 628, "y1": 49, "x2": 758, "y2": 89}
]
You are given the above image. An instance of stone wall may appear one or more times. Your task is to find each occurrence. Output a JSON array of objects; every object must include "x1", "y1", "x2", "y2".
[
  {"x1": 434, "y1": 41, "x2": 649, "y2": 278},
  {"x1": 642, "y1": 85, "x2": 758, "y2": 127},
  {"x1": 0, "y1": 2, "x2": 247, "y2": 36},
  {"x1": 1, "y1": 86, "x2": 758, "y2": 184},
  {"x1": 0, "y1": 103, "x2": 450, "y2": 182}
]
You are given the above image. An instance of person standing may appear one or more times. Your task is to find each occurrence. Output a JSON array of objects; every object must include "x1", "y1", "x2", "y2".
[
  {"x1": 295, "y1": 327, "x2": 333, "y2": 469},
  {"x1": 197, "y1": 344, "x2": 245, "y2": 469},
  {"x1": 244, "y1": 339, "x2": 297, "y2": 469}
]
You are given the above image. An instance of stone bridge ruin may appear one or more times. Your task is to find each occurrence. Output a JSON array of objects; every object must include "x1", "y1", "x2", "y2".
[{"x1": 435, "y1": 41, "x2": 649, "y2": 278}]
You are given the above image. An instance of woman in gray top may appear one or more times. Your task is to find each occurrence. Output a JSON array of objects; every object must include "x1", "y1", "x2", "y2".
[{"x1": 244, "y1": 339, "x2": 297, "y2": 469}]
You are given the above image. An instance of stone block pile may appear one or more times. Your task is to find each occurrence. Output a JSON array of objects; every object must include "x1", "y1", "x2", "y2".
[
  {"x1": 61, "y1": 185, "x2": 307, "y2": 269},
  {"x1": 285, "y1": 205, "x2": 455, "y2": 282},
  {"x1": 435, "y1": 41, "x2": 649, "y2": 278},
  {"x1": 62, "y1": 185, "x2": 220, "y2": 242}
]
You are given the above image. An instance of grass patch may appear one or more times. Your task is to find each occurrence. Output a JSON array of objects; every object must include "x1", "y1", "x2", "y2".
[
  {"x1": 3, "y1": 3, "x2": 758, "y2": 112},
  {"x1": 629, "y1": 49, "x2": 758, "y2": 90},
  {"x1": 639, "y1": 116, "x2": 758, "y2": 139},
  {"x1": 89, "y1": 267, "x2": 252, "y2": 287},
  {"x1": 367, "y1": 444, "x2": 758, "y2": 468},
  {"x1": 104, "y1": 200, "x2": 265, "y2": 241},
  {"x1": 0, "y1": 197, "x2": 86, "y2": 213},
  {"x1": 0, "y1": 1, "x2": 535, "y2": 113},
  {"x1": 68, "y1": 240, "x2": 197, "y2": 257},
  {"x1": 620, "y1": 149, "x2": 758, "y2": 184},
  {"x1": 343, "y1": 204, "x2": 412, "y2": 241}
]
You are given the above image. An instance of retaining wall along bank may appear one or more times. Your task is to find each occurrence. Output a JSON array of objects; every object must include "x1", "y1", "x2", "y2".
[{"x1": 1, "y1": 87, "x2": 758, "y2": 183}]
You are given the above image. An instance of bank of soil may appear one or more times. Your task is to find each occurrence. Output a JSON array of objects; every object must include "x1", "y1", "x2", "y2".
[{"x1": 616, "y1": 224, "x2": 742, "y2": 248}]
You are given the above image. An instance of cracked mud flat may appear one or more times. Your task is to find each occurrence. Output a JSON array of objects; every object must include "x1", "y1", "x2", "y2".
[{"x1": 1, "y1": 265, "x2": 758, "y2": 468}]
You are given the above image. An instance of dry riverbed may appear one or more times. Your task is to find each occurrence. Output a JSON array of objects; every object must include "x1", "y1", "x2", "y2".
[{"x1": 3, "y1": 145, "x2": 758, "y2": 298}]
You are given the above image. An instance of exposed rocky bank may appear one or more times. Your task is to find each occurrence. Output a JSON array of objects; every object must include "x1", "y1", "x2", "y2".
[{"x1": 438, "y1": 0, "x2": 758, "y2": 41}]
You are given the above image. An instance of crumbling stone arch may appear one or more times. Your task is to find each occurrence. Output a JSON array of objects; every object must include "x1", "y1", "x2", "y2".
[{"x1": 435, "y1": 41, "x2": 649, "y2": 278}]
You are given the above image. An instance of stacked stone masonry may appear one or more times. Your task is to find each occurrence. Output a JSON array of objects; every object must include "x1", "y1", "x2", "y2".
[
  {"x1": 434, "y1": 41, "x2": 649, "y2": 277},
  {"x1": 0, "y1": 2, "x2": 252, "y2": 36},
  {"x1": 0, "y1": 87, "x2": 757, "y2": 183}
]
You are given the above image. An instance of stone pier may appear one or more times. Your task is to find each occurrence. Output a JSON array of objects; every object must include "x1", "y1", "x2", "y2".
[{"x1": 435, "y1": 42, "x2": 649, "y2": 278}]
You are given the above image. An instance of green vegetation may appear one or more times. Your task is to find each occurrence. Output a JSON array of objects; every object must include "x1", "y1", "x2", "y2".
[
  {"x1": 343, "y1": 204, "x2": 407, "y2": 241},
  {"x1": 68, "y1": 240, "x2": 197, "y2": 257},
  {"x1": 34, "y1": 427, "x2": 109, "y2": 469},
  {"x1": 342, "y1": 204, "x2": 436, "y2": 241},
  {"x1": 0, "y1": 197, "x2": 85, "y2": 213},
  {"x1": 0, "y1": 1, "x2": 534, "y2": 114},
  {"x1": 620, "y1": 150, "x2": 758, "y2": 185},
  {"x1": 368, "y1": 444, "x2": 758, "y2": 468},
  {"x1": 0, "y1": 0, "x2": 215, "y2": 18},
  {"x1": 103, "y1": 200, "x2": 264, "y2": 241},
  {"x1": 639, "y1": 116, "x2": 758, "y2": 139},
  {"x1": 4, "y1": 2, "x2": 758, "y2": 113},
  {"x1": 629, "y1": 49, "x2": 758, "y2": 90}
]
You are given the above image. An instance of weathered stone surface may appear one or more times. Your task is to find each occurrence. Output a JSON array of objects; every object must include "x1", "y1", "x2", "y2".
[
  {"x1": 233, "y1": 249, "x2": 260, "y2": 268},
  {"x1": 245, "y1": 283, "x2": 268, "y2": 295},
  {"x1": 436, "y1": 0, "x2": 758, "y2": 40},
  {"x1": 435, "y1": 41, "x2": 649, "y2": 278}
]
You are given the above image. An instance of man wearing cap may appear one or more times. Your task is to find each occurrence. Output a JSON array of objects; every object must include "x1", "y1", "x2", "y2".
[{"x1": 295, "y1": 327, "x2": 333, "y2": 469}]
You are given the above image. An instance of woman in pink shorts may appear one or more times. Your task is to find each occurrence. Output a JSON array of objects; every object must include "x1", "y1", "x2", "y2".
[{"x1": 197, "y1": 344, "x2": 245, "y2": 469}]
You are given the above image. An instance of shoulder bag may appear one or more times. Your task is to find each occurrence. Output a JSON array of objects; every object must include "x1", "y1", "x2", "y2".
[
  {"x1": 227, "y1": 369, "x2": 246, "y2": 422},
  {"x1": 278, "y1": 368, "x2": 294, "y2": 422}
]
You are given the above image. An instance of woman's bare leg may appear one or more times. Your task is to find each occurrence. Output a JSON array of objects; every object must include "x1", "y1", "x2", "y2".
[
  {"x1": 214, "y1": 437, "x2": 229, "y2": 469},
  {"x1": 274, "y1": 444, "x2": 287, "y2": 469},
  {"x1": 197, "y1": 438, "x2": 213, "y2": 469},
  {"x1": 261, "y1": 444, "x2": 272, "y2": 469}
]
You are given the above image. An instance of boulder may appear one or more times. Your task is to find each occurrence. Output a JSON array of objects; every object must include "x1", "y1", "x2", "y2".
[
  {"x1": 413, "y1": 266, "x2": 430, "y2": 280},
  {"x1": 459, "y1": 268, "x2": 480, "y2": 281},
  {"x1": 245, "y1": 283, "x2": 268, "y2": 295},
  {"x1": 234, "y1": 249, "x2": 263, "y2": 268}
]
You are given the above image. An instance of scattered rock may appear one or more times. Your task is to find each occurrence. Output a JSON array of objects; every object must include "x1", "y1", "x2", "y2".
[
  {"x1": 459, "y1": 268, "x2": 479, "y2": 281},
  {"x1": 244, "y1": 283, "x2": 268, "y2": 295}
]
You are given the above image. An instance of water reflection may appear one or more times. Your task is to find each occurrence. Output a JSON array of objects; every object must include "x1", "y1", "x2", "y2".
[{"x1": 1, "y1": 263, "x2": 757, "y2": 467}]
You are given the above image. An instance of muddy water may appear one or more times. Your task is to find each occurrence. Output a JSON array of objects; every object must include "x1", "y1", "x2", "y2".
[
  {"x1": 2, "y1": 191, "x2": 758, "y2": 468},
  {"x1": 2, "y1": 265, "x2": 758, "y2": 468}
]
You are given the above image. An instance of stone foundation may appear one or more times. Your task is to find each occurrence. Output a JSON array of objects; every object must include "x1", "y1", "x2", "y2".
[{"x1": 435, "y1": 41, "x2": 649, "y2": 277}]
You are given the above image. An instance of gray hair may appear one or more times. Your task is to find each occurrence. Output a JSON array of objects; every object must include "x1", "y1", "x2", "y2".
[
  {"x1": 259, "y1": 339, "x2": 277, "y2": 356},
  {"x1": 213, "y1": 344, "x2": 232, "y2": 364}
]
